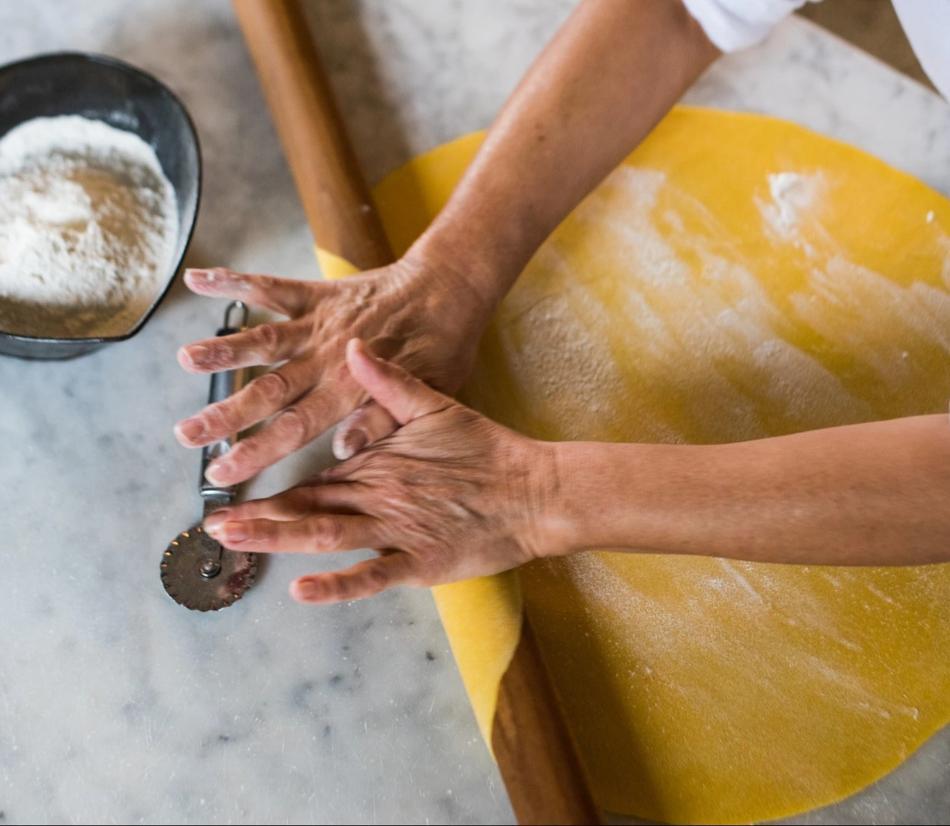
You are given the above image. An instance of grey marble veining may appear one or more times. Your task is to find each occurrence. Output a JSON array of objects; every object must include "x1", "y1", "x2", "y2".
[{"x1": 0, "y1": 2, "x2": 947, "y2": 825}]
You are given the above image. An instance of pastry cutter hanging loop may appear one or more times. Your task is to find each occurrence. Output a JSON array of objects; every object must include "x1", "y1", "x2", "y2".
[{"x1": 161, "y1": 300, "x2": 258, "y2": 611}]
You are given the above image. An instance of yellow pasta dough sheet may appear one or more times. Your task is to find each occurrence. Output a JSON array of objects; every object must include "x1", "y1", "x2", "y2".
[{"x1": 320, "y1": 106, "x2": 950, "y2": 824}]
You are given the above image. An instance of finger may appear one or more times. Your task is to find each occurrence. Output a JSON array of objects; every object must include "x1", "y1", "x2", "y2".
[
  {"x1": 291, "y1": 553, "x2": 417, "y2": 604},
  {"x1": 207, "y1": 513, "x2": 384, "y2": 554},
  {"x1": 177, "y1": 318, "x2": 311, "y2": 374},
  {"x1": 332, "y1": 401, "x2": 398, "y2": 460},
  {"x1": 345, "y1": 338, "x2": 450, "y2": 425},
  {"x1": 205, "y1": 384, "x2": 351, "y2": 485},
  {"x1": 175, "y1": 356, "x2": 316, "y2": 447},
  {"x1": 184, "y1": 267, "x2": 318, "y2": 316},
  {"x1": 204, "y1": 484, "x2": 366, "y2": 529}
]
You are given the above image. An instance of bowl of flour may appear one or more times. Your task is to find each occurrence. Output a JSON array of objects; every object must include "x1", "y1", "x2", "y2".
[{"x1": 0, "y1": 52, "x2": 200, "y2": 359}]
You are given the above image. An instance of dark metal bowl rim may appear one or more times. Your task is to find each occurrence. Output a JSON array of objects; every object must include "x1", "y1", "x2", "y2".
[{"x1": 0, "y1": 50, "x2": 202, "y2": 345}]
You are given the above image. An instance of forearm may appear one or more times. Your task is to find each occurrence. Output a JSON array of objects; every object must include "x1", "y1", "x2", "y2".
[
  {"x1": 551, "y1": 415, "x2": 950, "y2": 565},
  {"x1": 409, "y1": 0, "x2": 719, "y2": 307}
]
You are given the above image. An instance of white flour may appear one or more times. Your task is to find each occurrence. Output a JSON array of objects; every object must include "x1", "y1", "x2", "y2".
[
  {"x1": 759, "y1": 170, "x2": 825, "y2": 238},
  {"x1": 0, "y1": 115, "x2": 177, "y2": 337}
]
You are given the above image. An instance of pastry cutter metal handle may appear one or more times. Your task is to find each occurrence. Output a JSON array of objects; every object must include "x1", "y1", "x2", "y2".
[{"x1": 200, "y1": 300, "x2": 250, "y2": 509}]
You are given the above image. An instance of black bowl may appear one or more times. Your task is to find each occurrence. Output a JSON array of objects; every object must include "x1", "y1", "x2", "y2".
[{"x1": 0, "y1": 52, "x2": 201, "y2": 359}]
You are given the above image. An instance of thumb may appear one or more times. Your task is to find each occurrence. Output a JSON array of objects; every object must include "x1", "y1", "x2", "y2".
[{"x1": 345, "y1": 338, "x2": 450, "y2": 425}]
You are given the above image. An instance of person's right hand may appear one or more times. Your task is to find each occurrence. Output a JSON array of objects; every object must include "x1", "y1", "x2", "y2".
[
  {"x1": 173, "y1": 254, "x2": 492, "y2": 487},
  {"x1": 203, "y1": 339, "x2": 566, "y2": 603}
]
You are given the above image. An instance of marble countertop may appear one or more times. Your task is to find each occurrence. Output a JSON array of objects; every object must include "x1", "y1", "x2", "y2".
[{"x1": 1, "y1": 2, "x2": 948, "y2": 824}]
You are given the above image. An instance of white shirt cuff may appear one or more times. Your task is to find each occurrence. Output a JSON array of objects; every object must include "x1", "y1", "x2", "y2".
[{"x1": 682, "y1": 0, "x2": 810, "y2": 52}]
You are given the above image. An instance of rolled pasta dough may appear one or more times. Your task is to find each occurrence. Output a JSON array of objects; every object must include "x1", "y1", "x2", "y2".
[{"x1": 324, "y1": 107, "x2": 950, "y2": 824}]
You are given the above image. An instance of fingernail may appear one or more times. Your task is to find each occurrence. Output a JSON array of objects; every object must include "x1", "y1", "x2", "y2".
[
  {"x1": 205, "y1": 459, "x2": 232, "y2": 485},
  {"x1": 184, "y1": 269, "x2": 207, "y2": 287},
  {"x1": 221, "y1": 522, "x2": 247, "y2": 542},
  {"x1": 333, "y1": 429, "x2": 367, "y2": 460},
  {"x1": 176, "y1": 417, "x2": 206, "y2": 443},
  {"x1": 178, "y1": 345, "x2": 208, "y2": 370},
  {"x1": 204, "y1": 509, "x2": 230, "y2": 532}
]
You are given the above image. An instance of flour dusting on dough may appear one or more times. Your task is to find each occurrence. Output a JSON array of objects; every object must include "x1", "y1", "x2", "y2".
[
  {"x1": 498, "y1": 165, "x2": 879, "y2": 443},
  {"x1": 533, "y1": 551, "x2": 938, "y2": 782},
  {"x1": 497, "y1": 163, "x2": 950, "y2": 438},
  {"x1": 759, "y1": 171, "x2": 825, "y2": 239}
]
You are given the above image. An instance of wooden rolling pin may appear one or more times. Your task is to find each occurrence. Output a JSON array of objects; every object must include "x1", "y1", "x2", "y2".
[{"x1": 232, "y1": 2, "x2": 600, "y2": 823}]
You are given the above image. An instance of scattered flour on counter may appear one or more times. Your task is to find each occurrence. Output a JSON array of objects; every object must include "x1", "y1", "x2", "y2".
[{"x1": 0, "y1": 115, "x2": 177, "y2": 337}]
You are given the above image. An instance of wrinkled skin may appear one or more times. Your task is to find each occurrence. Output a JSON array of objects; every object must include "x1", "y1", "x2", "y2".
[
  {"x1": 174, "y1": 257, "x2": 491, "y2": 486},
  {"x1": 203, "y1": 340, "x2": 565, "y2": 604}
]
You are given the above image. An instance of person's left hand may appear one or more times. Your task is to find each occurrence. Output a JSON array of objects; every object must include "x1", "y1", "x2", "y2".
[{"x1": 202, "y1": 339, "x2": 566, "y2": 603}]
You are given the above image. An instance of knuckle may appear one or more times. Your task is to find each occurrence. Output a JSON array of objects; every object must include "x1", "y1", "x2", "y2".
[
  {"x1": 276, "y1": 407, "x2": 309, "y2": 448},
  {"x1": 245, "y1": 521, "x2": 266, "y2": 542},
  {"x1": 227, "y1": 438, "x2": 259, "y2": 469},
  {"x1": 326, "y1": 573, "x2": 350, "y2": 600},
  {"x1": 255, "y1": 323, "x2": 281, "y2": 354},
  {"x1": 251, "y1": 371, "x2": 289, "y2": 405},
  {"x1": 200, "y1": 342, "x2": 233, "y2": 370},
  {"x1": 351, "y1": 280, "x2": 374, "y2": 306},
  {"x1": 203, "y1": 401, "x2": 238, "y2": 435},
  {"x1": 309, "y1": 517, "x2": 343, "y2": 551},
  {"x1": 364, "y1": 565, "x2": 389, "y2": 591}
]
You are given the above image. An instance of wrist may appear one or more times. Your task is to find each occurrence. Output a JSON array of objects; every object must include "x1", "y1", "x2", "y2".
[
  {"x1": 516, "y1": 438, "x2": 623, "y2": 560},
  {"x1": 397, "y1": 241, "x2": 496, "y2": 329},
  {"x1": 541, "y1": 439, "x2": 690, "y2": 557},
  {"x1": 512, "y1": 436, "x2": 576, "y2": 560},
  {"x1": 406, "y1": 223, "x2": 522, "y2": 315},
  {"x1": 545, "y1": 440, "x2": 618, "y2": 555}
]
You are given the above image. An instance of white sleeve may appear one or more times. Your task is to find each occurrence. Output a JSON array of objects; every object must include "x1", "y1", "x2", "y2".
[
  {"x1": 892, "y1": 0, "x2": 950, "y2": 102},
  {"x1": 682, "y1": 0, "x2": 812, "y2": 52}
]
